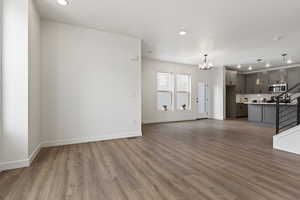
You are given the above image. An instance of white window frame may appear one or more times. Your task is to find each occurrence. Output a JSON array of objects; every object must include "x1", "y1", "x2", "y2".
[
  {"x1": 175, "y1": 73, "x2": 191, "y2": 111},
  {"x1": 156, "y1": 72, "x2": 174, "y2": 111}
]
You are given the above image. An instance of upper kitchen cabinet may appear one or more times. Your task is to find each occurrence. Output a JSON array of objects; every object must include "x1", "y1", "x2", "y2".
[
  {"x1": 253, "y1": 73, "x2": 267, "y2": 94},
  {"x1": 226, "y1": 70, "x2": 238, "y2": 86},
  {"x1": 236, "y1": 73, "x2": 246, "y2": 94},
  {"x1": 258, "y1": 72, "x2": 269, "y2": 93},
  {"x1": 268, "y1": 70, "x2": 280, "y2": 84},
  {"x1": 241, "y1": 67, "x2": 300, "y2": 94},
  {"x1": 246, "y1": 73, "x2": 268, "y2": 94},
  {"x1": 279, "y1": 69, "x2": 288, "y2": 83},
  {"x1": 287, "y1": 67, "x2": 300, "y2": 90},
  {"x1": 269, "y1": 69, "x2": 287, "y2": 84},
  {"x1": 246, "y1": 74, "x2": 256, "y2": 94},
  {"x1": 245, "y1": 72, "x2": 270, "y2": 94}
]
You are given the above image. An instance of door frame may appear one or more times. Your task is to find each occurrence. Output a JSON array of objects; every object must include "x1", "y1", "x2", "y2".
[{"x1": 197, "y1": 81, "x2": 209, "y2": 119}]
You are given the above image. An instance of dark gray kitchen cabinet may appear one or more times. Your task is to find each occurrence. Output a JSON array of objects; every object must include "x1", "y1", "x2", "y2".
[
  {"x1": 243, "y1": 67, "x2": 300, "y2": 94},
  {"x1": 246, "y1": 74, "x2": 256, "y2": 94},
  {"x1": 254, "y1": 76, "x2": 261, "y2": 93},
  {"x1": 262, "y1": 105, "x2": 276, "y2": 124},
  {"x1": 269, "y1": 70, "x2": 287, "y2": 84},
  {"x1": 236, "y1": 103, "x2": 248, "y2": 117},
  {"x1": 254, "y1": 73, "x2": 262, "y2": 93},
  {"x1": 287, "y1": 67, "x2": 300, "y2": 90},
  {"x1": 225, "y1": 70, "x2": 230, "y2": 85},
  {"x1": 256, "y1": 72, "x2": 269, "y2": 93},
  {"x1": 248, "y1": 104, "x2": 263, "y2": 122},
  {"x1": 246, "y1": 73, "x2": 264, "y2": 94},
  {"x1": 226, "y1": 70, "x2": 237, "y2": 86},
  {"x1": 236, "y1": 74, "x2": 246, "y2": 94},
  {"x1": 279, "y1": 69, "x2": 288, "y2": 83},
  {"x1": 245, "y1": 73, "x2": 269, "y2": 94},
  {"x1": 268, "y1": 70, "x2": 281, "y2": 84}
]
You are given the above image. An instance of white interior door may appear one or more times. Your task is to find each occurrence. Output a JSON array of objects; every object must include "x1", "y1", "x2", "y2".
[{"x1": 197, "y1": 81, "x2": 208, "y2": 117}]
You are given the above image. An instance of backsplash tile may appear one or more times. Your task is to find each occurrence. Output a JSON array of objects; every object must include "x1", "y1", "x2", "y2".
[
  {"x1": 236, "y1": 93, "x2": 300, "y2": 103},
  {"x1": 236, "y1": 94, "x2": 274, "y2": 103}
]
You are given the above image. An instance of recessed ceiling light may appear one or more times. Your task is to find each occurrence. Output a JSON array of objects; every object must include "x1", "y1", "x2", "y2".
[
  {"x1": 287, "y1": 59, "x2": 293, "y2": 64},
  {"x1": 179, "y1": 30, "x2": 187, "y2": 36},
  {"x1": 57, "y1": 0, "x2": 69, "y2": 6},
  {"x1": 265, "y1": 63, "x2": 271, "y2": 67},
  {"x1": 248, "y1": 66, "x2": 252, "y2": 70},
  {"x1": 237, "y1": 64, "x2": 241, "y2": 69}
]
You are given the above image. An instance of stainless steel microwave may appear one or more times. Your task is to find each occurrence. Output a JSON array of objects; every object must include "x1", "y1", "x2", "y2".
[{"x1": 269, "y1": 83, "x2": 288, "y2": 93}]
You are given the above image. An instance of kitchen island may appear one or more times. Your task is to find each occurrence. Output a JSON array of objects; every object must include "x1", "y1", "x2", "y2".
[{"x1": 244, "y1": 102, "x2": 297, "y2": 125}]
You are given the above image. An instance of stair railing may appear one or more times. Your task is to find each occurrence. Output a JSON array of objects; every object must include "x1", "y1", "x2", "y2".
[{"x1": 276, "y1": 83, "x2": 300, "y2": 134}]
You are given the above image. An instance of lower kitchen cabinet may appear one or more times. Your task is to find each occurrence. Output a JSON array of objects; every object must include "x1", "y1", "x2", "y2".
[
  {"x1": 248, "y1": 104, "x2": 262, "y2": 122},
  {"x1": 236, "y1": 103, "x2": 248, "y2": 117},
  {"x1": 262, "y1": 105, "x2": 276, "y2": 124},
  {"x1": 247, "y1": 104, "x2": 297, "y2": 125}
]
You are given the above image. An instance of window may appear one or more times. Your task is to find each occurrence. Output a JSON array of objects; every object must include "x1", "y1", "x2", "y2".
[
  {"x1": 157, "y1": 72, "x2": 173, "y2": 111},
  {"x1": 176, "y1": 74, "x2": 191, "y2": 110}
]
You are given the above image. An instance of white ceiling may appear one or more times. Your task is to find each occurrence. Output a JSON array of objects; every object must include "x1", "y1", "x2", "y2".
[{"x1": 36, "y1": 0, "x2": 300, "y2": 70}]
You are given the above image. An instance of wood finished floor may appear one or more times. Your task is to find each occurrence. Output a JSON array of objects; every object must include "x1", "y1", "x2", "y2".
[{"x1": 1, "y1": 119, "x2": 300, "y2": 200}]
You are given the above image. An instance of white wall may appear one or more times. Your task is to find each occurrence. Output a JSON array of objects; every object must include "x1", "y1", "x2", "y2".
[
  {"x1": 142, "y1": 59, "x2": 224, "y2": 124},
  {"x1": 212, "y1": 65, "x2": 225, "y2": 120},
  {"x1": 1, "y1": 0, "x2": 29, "y2": 166},
  {"x1": 0, "y1": 0, "x2": 3, "y2": 166},
  {"x1": 28, "y1": 0, "x2": 41, "y2": 156},
  {"x1": 41, "y1": 20, "x2": 142, "y2": 146},
  {"x1": 0, "y1": 0, "x2": 41, "y2": 170}
]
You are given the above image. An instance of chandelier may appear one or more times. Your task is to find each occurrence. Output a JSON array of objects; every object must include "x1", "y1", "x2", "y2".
[{"x1": 198, "y1": 54, "x2": 213, "y2": 70}]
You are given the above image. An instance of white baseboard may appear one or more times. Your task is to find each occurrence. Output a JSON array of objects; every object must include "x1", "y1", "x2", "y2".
[
  {"x1": 0, "y1": 143, "x2": 42, "y2": 172},
  {"x1": 142, "y1": 119, "x2": 197, "y2": 124},
  {"x1": 142, "y1": 117, "x2": 224, "y2": 124},
  {"x1": 0, "y1": 131, "x2": 142, "y2": 172},
  {"x1": 41, "y1": 131, "x2": 142, "y2": 148},
  {"x1": 211, "y1": 114, "x2": 224, "y2": 120},
  {"x1": 29, "y1": 144, "x2": 42, "y2": 164},
  {"x1": 142, "y1": 114, "x2": 225, "y2": 124},
  {"x1": 0, "y1": 159, "x2": 30, "y2": 172}
]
